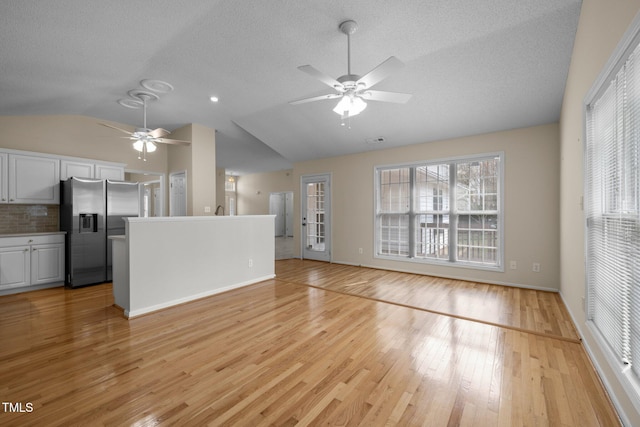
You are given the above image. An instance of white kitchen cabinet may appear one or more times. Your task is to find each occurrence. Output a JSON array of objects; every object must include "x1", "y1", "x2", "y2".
[
  {"x1": 96, "y1": 164, "x2": 125, "y2": 180},
  {"x1": 0, "y1": 245, "x2": 30, "y2": 289},
  {"x1": 60, "y1": 159, "x2": 94, "y2": 180},
  {"x1": 0, "y1": 153, "x2": 7, "y2": 203},
  {"x1": 8, "y1": 154, "x2": 60, "y2": 204},
  {"x1": 31, "y1": 242, "x2": 64, "y2": 285},
  {"x1": 0, "y1": 234, "x2": 65, "y2": 291}
]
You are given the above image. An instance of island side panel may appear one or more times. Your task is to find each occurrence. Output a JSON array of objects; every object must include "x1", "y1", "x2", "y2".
[{"x1": 126, "y1": 216, "x2": 275, "y2": 317}]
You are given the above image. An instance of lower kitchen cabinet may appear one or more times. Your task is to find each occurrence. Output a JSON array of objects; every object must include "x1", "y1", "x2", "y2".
[
  {"x1": 0, "y1": 234, "x2": 64, "y2": 291},
  {"x1": 0, "y1": 245, "x2": 30, "y2": 289},
  {"x1": 31, "y1": 242, "x2": 64, "y2": 285}
]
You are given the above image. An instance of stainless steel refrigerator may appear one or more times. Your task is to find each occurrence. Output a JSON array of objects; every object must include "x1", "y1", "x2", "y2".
[
  {"x1": 60, "y1": 177, "x2": 107, "y2": 287},
  {"x1": 61, "y1": 178, "x2": 140, "y2": 287},
  {"x1": 106, "y1": 180, "x2": 140, "y2": 281}
]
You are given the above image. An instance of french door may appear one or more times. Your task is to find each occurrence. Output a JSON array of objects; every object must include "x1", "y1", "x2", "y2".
[{"x1": 301, "y1": 174, "x2": 331, "y2": 261}]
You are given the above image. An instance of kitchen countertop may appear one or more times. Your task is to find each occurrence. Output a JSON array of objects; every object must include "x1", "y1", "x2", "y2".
[{"x1": 0, "y1": 231, "x2": 66, "y2": 238}]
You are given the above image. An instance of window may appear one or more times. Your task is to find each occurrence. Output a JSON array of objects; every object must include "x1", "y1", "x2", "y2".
[
  {"x1": 585, "y1": 26, "x2": 640, "y2": 393},
  {"x1": 375, "y1": 154, "x2": 502, "y2": 269}
]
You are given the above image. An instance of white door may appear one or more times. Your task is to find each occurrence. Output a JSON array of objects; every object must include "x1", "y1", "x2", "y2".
[
  {"x1": 285, "y1": 192, "x2": 294, "y2": 237},
  {"x1": 153, "y1": 187, "x2": 161, "y2": 216},
  {"x1": 301, "y1": 174, "x2": 331, "y2": 262},
  {"x1": 170, "y1": 172, "x2": 187, "y2": 216},
  {"x1": 143, "y1": 186, "x2": 151, "y2": 217}
]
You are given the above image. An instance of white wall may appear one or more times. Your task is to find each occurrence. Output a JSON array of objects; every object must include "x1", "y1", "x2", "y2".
[
  {"x1": 293, "y1": 123, "x2": 560, "y2": 291},
  {"x1": 121, "y1": 216, "x2": 275, "y2": 317}
]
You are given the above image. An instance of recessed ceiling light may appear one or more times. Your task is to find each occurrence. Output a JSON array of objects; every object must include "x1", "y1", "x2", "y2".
[{"x1": 210, "y1": 96, "x2": 219, "y2": 103}]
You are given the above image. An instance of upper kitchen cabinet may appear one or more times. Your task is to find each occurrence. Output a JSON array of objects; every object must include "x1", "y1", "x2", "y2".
[
  {"x1": 0, "y1": 153, "x2": 7, "y2": 203},
  {"x1": 95, "y1": 163, "x2": 125, "y2": 180},
  {"x1": 60, "y1": 159, "x2": 125, "y2": 181},
  {"x1": 60, "y1": 159, "x2": 95, "y2": 180},
  {"x1": 8, "y1": 154, "x2": 60, "y2": 204}
]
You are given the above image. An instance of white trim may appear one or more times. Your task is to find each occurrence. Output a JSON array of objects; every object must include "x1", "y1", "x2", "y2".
[
  {"x1": 558, "y1": 292, "x2": 634, "y2": 427},
  {"x1": 125, "y1": 275, "x2": 275, "y2": 318},
  {"x1": 126, "y1": 168, "x2": 165, "y2": 217},
  {"x1": 335, "y1": 261, "x2": 557, "y2": 292}
]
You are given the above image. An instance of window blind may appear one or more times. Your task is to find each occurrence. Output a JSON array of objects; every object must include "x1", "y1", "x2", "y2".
[{"x1": 586, "y1": 40, "x2": 640, "y2": 378}]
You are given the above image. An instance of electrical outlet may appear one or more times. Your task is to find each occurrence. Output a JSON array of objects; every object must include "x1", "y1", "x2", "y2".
[
  {"x1": 204, "y1": 206, "x2": 211, "y2": 213},
  {"x1": 532, "y1": 262, "x2": 540, "y2": 272},
  {"x1": 510, "y1": 261, "x2": 517, "y2": 270},
  {"x1": 248, "y1": 259, "x2": 253, "y2": 268},
  {"x1": 358, "y1": 248, "x2": 363, "y2": 254}
]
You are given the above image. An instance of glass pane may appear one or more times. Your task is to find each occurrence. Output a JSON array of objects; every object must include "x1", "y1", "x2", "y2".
[
  {"x1": 378, "y1": 214, "x2": 409, "y2": 256},
  {"x1": 379, "y1": 168, "x2": 410, "y2": 213},
  {"x1": 305, "y1": 182, "x2": 325, "y2": 251},
  {"x1": 415, "y1": 214, "x2": 449, "y2": 259}
]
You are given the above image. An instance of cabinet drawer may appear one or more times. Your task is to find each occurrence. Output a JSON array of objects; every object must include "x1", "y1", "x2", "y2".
[{"x1": 0, "y1": 234, "x2": 65, "y2": 248}]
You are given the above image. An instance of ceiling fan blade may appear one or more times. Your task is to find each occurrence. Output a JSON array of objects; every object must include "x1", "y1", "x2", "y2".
[
  {"x1": 289, "y1": 93, "x2": 342, "y2": 105},
  {"x1": 148, "y1": 128, "x2": 170, "y2": 138},
  {"x1": 357, "y1": 56, "x2": 405, "y2": 89},
  {"x1": 298, "y1": 65, "x2": 343, "y2": 90},
  {"x1": 359, "y1": 90, "x2": 412, "y2": 103},
  {"x1": 156, "y1": 138, "x2": 191, "y2": 146},
  {"x1": 100, "y1": 123, "x2": 133, "y2": 135}
]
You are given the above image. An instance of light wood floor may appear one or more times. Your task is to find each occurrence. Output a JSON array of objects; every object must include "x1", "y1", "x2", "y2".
[{"x1": 0, "y1": 260, "x2": 619, "y2": 426}]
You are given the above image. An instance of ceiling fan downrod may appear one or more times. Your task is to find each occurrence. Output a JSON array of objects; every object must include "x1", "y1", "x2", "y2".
[{"x1": 339, "y1": 20, "x2": 358, "y2": 78}]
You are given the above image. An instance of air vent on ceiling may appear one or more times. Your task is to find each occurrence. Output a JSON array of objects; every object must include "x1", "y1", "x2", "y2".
[{"x1": 365, "y1": 137, "x2": 385, "y2": 145}]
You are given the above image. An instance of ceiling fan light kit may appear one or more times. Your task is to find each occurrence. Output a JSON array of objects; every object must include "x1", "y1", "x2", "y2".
[
  {"x1": 101, "y1": 79, "x2": 190, "y2": 161},
  {"x1": 290, "y1": 19, "x2": 412, "y2": 127}
]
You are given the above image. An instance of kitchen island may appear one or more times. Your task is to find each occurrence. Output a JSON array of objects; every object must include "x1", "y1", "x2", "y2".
[{"x1": 110, "y1": 215, "x2": 275, "y2": 318}]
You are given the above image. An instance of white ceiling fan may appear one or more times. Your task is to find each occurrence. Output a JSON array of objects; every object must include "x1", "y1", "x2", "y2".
[
  {"x1": 101, "y1": 90, "x2": 190, "y2": 161},
  {"x1": 290, "y1": 20, "x2": 412, "y2": 125}
]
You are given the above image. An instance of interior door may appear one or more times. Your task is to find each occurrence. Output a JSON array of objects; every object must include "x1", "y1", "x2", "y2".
[
  {"x1": 170, "y1": 172, "x2": 187, "y2": 216},
  {"x1": 301, "y1": 174, "x2": 331, "y2": 261}
]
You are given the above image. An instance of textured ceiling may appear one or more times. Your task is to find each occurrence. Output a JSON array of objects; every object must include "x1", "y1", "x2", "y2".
[{"x1": 0, "y1": 0, "x2": 582, "y2": 175}]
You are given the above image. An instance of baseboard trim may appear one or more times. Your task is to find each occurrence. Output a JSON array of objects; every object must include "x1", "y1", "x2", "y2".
[{"x1": 125, "y1": 274, "x2": 276, "y2": 319}]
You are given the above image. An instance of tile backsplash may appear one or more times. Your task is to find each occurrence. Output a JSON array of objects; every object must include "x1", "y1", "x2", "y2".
[{"x1": 0, "y1": 204, "x2": 59, "y2": 234}]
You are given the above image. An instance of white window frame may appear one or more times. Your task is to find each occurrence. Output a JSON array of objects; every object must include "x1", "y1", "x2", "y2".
[
  {"x1": 583, "y1": 11, "x2": 640, "y2": 412},
  {"x1": 374, "y1": 152, "x2": 504, "y2": 272}
]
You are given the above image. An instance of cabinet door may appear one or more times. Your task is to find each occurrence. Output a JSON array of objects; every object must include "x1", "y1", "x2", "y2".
[
  {"x1": 0, "y1": 153, "x2": 7, "y2": 203},
  {"x1": 8, "y1": 154, "x2": 60, "y2": 204},
  {"x1": 0, "y1": 246, "x2": 30, "y2": 289},
  {"x1": 96, "y1": 164, "x2": 124, "y2": 180},
  {"x1": 60, "y1": 160, "x2": 94, "y2": 180},
  {"x1": 30, "y1": 243, "x2": 64, "y2": 285}
]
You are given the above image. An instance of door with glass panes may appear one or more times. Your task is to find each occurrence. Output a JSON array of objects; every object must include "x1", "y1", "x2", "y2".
[{"x1": 301, "y1": 174, "x2": 331, "y2": 261}]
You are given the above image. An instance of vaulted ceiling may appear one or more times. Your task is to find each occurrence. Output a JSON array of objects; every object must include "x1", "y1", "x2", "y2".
[{"x1": 0, "y1": 0, "x2": 582, "y2": 175}]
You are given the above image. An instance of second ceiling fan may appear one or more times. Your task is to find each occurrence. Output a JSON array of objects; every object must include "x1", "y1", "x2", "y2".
[{"x1": 290, "y1": 19, "x2": 412, "y2": 124}]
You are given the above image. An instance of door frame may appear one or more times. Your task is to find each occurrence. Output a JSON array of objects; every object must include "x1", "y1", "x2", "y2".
[{"x1": 300, "y1": 173, "x2": 331, "y2": 262}]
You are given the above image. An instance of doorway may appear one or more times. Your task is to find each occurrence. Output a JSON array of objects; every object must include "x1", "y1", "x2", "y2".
[
  {"x1": 170, "y1": 171, "x2": 187, "y2": 216},
  {"x1": 269, "y1": 192, "x2": 294, "y2": 237},
  {"x1": 301, "y1": 174, "x2": 331, "y2": 262}
]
